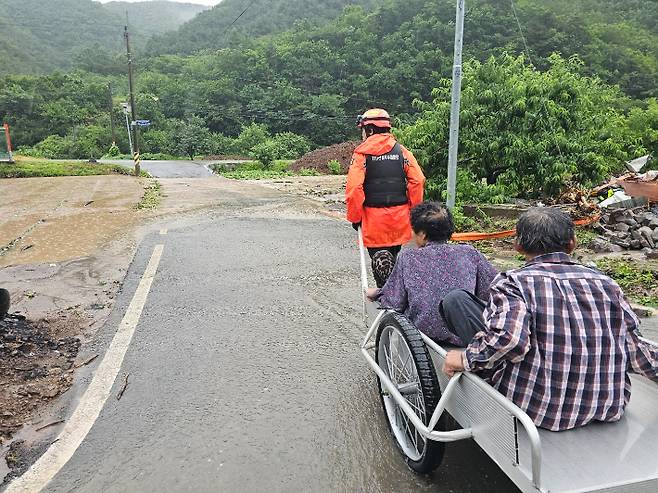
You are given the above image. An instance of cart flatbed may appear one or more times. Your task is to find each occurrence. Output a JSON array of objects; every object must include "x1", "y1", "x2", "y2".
[{"x1": 430, "y1": 345, "x2": 658, "y2": 493}]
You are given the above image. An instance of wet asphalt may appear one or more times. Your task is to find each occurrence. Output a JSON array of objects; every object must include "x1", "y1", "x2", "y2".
[
  {"x1": 99, "y1": 160, "x2": 249, "y2": 178},
  {"x1": 39, "y1": 211, "x2": 518, "y2": 493}
]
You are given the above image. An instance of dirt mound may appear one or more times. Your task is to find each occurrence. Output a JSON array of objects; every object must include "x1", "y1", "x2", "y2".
[
  {"x1": 0, "y1": 312, "x2": 82, "y2": 446},
  {"x1": 291, "y1": 142, "x2": 359, "y2": 175}
]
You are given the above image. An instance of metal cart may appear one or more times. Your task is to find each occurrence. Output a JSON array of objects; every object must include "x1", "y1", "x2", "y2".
[{"x1": 358, "y1": 232, "x2": 658, "y2": 493}]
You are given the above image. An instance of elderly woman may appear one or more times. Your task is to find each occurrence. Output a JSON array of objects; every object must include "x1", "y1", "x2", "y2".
[{"x1": 366, "y1": 202, "x2": 497, "y2": 346}]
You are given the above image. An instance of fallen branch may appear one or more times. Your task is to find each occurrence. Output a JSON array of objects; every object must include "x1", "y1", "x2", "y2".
[
  {"x1": 35, "y1": 419, "x2": 65, "y2": 432},
  {"x1": 74, "y1": 354, "x2": 98, "y2": 368},
  {"x1": 116, "y1": 373, "x2": 130, "y2": 401}
]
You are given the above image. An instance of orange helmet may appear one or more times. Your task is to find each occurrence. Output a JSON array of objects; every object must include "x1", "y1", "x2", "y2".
[{"x1": 356, "y1": 108, "x2": 392, "y2": 129}]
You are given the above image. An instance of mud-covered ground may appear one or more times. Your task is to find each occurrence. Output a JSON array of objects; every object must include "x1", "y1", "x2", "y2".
[
  {"x1": 0, "y1": 312, "x2": 84, "y2": 447},
  {"x1": 0, "y1": 172, "x2": 343, "y2": 479}
]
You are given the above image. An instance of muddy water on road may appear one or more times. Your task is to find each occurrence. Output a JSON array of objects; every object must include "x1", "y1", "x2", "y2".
[{"x1": 323, "y1": 371, "x2": 518, "y2": 492}]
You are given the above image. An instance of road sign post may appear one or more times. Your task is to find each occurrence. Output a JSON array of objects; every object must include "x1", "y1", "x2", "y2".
[
  {"x1": 2, "y1": 123, "x2": 14, "y2": 163},
  {"x1": 122, "y1": 104, "x2": 134, "y2": 156}
]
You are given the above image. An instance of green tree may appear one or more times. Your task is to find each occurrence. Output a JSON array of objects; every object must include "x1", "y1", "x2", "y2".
[
  {"x1": 628, "y1": 99, "x2": 658, "y2": 157},
  {"x1": 233, "y1": 123, "x2": 271, "y2": 154},
  {"x1": 171, "y1": 117, "x2": 214, "y2": 159},
  {"x1": 399, "y1": 54, "x2": 645, "y2": 199}
]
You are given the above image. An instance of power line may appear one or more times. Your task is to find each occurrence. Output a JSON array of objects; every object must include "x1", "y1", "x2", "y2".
[
  {"x1": 509, "y1": 0, "x2": 566, "y2": 162},
  {"x1": 220, "y1": 0, "x2": 258, "y2": 39},
  {"x1": 509, "y1": 0, "x2": 533, "y2": 65}
]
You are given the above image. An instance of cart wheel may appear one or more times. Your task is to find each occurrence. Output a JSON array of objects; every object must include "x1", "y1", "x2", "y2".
[{"x1": 375, "y1": 312, "x2": 444, "y2": 473}]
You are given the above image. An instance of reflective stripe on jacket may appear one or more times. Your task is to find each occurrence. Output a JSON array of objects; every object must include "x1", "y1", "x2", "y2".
[{"x1": 345, "y1": 133, "x2": 425, "y2": 248}]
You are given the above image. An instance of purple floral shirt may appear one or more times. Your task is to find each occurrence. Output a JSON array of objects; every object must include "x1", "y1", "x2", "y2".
[{"x1": 377, "y1": 242, "x2": 497, "y2": 344}]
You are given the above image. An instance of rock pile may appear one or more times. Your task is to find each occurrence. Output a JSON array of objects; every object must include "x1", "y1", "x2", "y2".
[{"x1": 592, "y1": 207, "x2": 658, "y2": 256}]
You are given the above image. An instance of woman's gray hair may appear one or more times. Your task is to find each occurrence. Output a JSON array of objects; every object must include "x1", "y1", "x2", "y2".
[{"x1": 516, "y1": 208, "x2": 575, "y2": 255}]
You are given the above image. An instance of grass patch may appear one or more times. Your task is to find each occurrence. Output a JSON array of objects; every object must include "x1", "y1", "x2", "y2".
[
  {"x1": 576, "y1": 227, "x2": 598, "y2": 249},
  {"x1": 0, "y1": 157, "x2": 143, "y2": 178},
  {"x1": 596, "y1": 258, "x2": 658, "y2": 307},
  {"x1": 212, "y1": 160, "x2": 317, "y2": 180},
  {"x1": 136, "y1": 180, "x2": 162, "y2": 210},
  {"x1": 454, "y1": 206, "x2": 517, "y2": 233},
  {"x1": 102, "y1": 153, "x2": 185, "y2": 161}
]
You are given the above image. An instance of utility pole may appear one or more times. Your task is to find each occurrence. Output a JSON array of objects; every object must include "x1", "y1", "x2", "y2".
[
  {"x1": 108, "y1": 83, "x2": 117, "y2": 146},
  {"x1": 124, "y1": 22, "x2": 141, "y2": 176},
  {"x1": 446, "y1": 0, "x2": 465, "y2": 211}
]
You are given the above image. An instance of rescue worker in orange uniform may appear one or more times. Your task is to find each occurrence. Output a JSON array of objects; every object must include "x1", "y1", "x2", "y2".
[{"x1": 346, "y1": 108, "x2": 426, "y2": 287}]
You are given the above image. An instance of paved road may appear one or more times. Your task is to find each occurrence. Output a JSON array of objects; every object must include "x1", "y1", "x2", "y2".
[
  {"x1": 11, "y1": 205, "x2": 517, "y2": 492},
  {"x1": 100, "y1": 160, "x2": 242, "y2": 178}
]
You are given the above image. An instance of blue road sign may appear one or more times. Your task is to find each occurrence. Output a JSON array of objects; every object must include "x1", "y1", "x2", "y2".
[{"x1": 135, "y1": 120, "x2": 151, "y2": 127}]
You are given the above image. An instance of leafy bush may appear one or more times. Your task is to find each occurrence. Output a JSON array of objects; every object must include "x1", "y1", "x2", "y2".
[
  {"x1": 427, "y1": 169, "x2": 511, "y2": 204},
  {"x1": 106, "y1": 143, "x2": 121, "y2": 157},
  {"x1": 297, "y1": 167, "x2": 319, "y2": 176},
  {"x1": 269, "y1": 132, "x2": 312, "y2": 160},
  {"x1": 234, "y1": 123, "x2": 271, "y2": 155},
  {"x1": 250, "y1": 140, "x2": 279, "y2": 168},
  {"x1": 213, "y1": 160, "x2": 317, "y2": 180},
  {"x1": 169, "y1": 116, "x2": 214, "y2": 159},
  {"x1": 327, "y1": 159, "x2": 342, "y2": 175}
]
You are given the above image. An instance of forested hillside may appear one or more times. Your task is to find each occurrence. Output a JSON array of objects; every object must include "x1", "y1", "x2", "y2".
[
  {"x1": 0, "y1": 0, "x2": 206, "y2": 74},
  {"x1": 104, "y1": 1, "x2": 209, "y2": 39},
  {"x1": 146, "y1": 0, "x2": 380, "y2": 55},
  {"x1": 2, "y1": 0, "x2": 657, "y2": 191}
]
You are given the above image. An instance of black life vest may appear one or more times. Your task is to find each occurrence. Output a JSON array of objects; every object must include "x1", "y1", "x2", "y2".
[{"x1": 363, "y1": 142, "x2": 408, "y2": 208}]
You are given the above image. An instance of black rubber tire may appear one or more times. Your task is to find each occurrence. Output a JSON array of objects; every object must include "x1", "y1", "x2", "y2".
[
  {"x1": 0, "y1": 288, "x2": 9, "y2": 318},
  {"x1": 375, "y1": 312, "x2": 445, "y2": 473}
]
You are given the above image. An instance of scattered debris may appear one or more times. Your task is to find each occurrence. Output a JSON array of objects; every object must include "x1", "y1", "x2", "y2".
[
  {"x1": 0, "y1": 312, "x2": 82, "y2": 445},
  {"x1": 74, "y1": 354, "x2": 98, "y2": 368},
  {"x1": 620, "y1": 178, "x2": 658, "y2": 202},
  {"x1": 116, "y1": 373, "x2": 130, "y2": 401},
  {"x1": 625, "y1": 155, "x2": 652, "y2": 173},
  {"x1": 34, "y1": 419, "x2": 65, "y2": 432}
]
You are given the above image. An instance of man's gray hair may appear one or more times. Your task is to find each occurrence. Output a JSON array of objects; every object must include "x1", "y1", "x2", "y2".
[{"x1": 516, "y1": 208, "x2": 575, "y2": 255}]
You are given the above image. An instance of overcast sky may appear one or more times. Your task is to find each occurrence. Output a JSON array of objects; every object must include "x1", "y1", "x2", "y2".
[{"x1": 98, "y1": 0, "x2": 222, "y2": 5}]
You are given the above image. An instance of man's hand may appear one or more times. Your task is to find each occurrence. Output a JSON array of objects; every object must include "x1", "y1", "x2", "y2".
[
  {"x1": 443, "y1": 350, "x2": 466, "y2": 377},
  {"x1": 352, "y1": 222, "x2": 361, "y2": 231},
  {"x1": 365, "y1": 288, "x2": 380, "y2": 302}
]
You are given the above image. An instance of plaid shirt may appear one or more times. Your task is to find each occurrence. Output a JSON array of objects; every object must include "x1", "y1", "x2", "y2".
[{"x1": 464, "y1": 252, "x2": 658, "y2": 431}]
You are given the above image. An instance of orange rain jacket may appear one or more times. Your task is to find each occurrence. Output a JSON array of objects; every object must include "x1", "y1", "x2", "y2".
[{"x1": 346, "y1": 133, "x2": 425, "y2": 248}]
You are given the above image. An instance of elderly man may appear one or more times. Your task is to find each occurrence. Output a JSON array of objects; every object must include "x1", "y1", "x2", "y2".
[{"x1": 441, "y1": 208, "x2": 658, "y2": 431}]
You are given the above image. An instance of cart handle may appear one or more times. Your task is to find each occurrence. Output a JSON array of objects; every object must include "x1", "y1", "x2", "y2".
[{"x1": 357, "y1": 228, "x2": 369, "y2": 328}]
